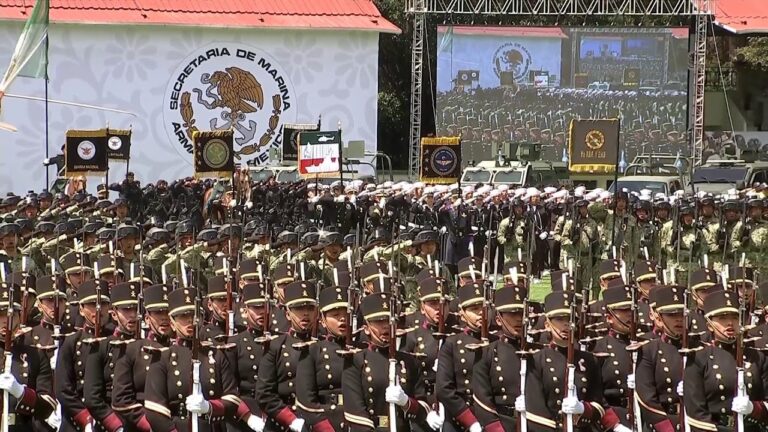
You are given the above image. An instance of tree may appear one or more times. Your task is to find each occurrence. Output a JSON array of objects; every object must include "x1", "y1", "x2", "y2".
[{"x1": 736, "y1": 37, "x2": 768, "y2": 71}]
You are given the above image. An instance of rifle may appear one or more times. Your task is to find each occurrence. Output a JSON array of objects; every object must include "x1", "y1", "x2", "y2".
[
  {"x1": 0, "y1": 263, "x2": 12, "y2": 432},
  {"x1": 50, "y1": 259, "x2": 63, "y2": 369},
  {"x1": 628, "y1": 278, "x2": 642, "y2": 432},
  {"x1": 387, "y1": 291, "x2": 398, "y2": 432},
  {"x1": 563, "y1": 293, "x2": 577, "y2": 432},
  {"x1": 19, "y1": 257, "x2": 29, "y2": 327},
  {"x1": 254, "y1": 263, "x2": 273, "y2": 352},
  {"x1": 224, "y1": 257, "x2": 234, "y2": 337},
  {"x1": 184, "y1": 259, "x2": 202, "y2": 432},
  {"x1": 680, "y1": 280, "x2": 690, "y2": 432},
  {"x1": 94, "y1": 260, "x2": 102, "y2": 338},
  {"x1": 518, "y1": 295, "x2": 530, "y2": 432},
  {"x1": 736, "y1": 258, "x2": 747, "y2": 432}
]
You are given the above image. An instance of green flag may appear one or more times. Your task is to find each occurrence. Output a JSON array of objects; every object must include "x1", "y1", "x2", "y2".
[{"x1": 1, "y1": 0, "x2": 49, "y2": 84}]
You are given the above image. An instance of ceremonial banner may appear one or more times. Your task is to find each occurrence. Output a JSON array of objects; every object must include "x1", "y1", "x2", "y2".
[
  {"x1": 298, "y1": 130, "x2": 341, "y2": 177},
  {"x1": 64, "y1": 129, "x2": 108, "y2": 177},
  {"x1": 420, "y1": 137, "x2": 461, "y2": 184},
  {"x1": 282, "y1": 123, "x2": 320, "y2": 162},
  {"x1": 193, "y1": 129, "x2": 235, "y2": 178},
  {"x1": 106, "y1": 128, "x2": 132, "y2": 160},
  {"x1": 568, "y1": 119, "x2": 620, "y2": 174}
]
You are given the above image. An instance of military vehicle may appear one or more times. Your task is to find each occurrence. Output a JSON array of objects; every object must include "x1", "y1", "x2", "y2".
[
  {"x1": 692, "y1": 157, "x2": 768, "y2": 194},
  {"x1": 607, "y1": 153, "x2": 689, "y2": 195},
  {"x1": 460, "y1": 142, "x2": 570, "y2": 187}
]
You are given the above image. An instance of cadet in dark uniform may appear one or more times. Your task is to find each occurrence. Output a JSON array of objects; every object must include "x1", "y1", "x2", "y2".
[
  {"x1": 684, "y1": 289, "x2": 768, "y2": 431},
  {"x1": 296, "y1": 285, "x2": 352, "y2": 431},
  {"x1": 267, "y1": 264, "x2": 294, "y2": 335},
  {"x1": 111, "y1": 284, "x2": 174, "y2": 432},
  {"x1": 256, "y1": 281, "x2": 317, "y2": 432},
  {"x1": 592, "y1": 285, "x2": 635, "y2": 422},
  {"x1": 524, "y1": 291, "x2": 628, "y2": 432},
  {"x1": 55, "y1": 279, "x2": 111, "y2": 432},
  {"x1": 342, "y1": 292, "x2": 431, "y2": 432},
  {"x1": 470, "y1": 284, "x2": 525, "y2": 432},
  {"x1": 635, "y1": 285, "x2": 686, "y2": 432},
  {"x1": 228, "y1": 282, "x2": 270, "y2": 432},
  {"x1": 144, "y1": 287, "x2": 240, "y2": 432},
  {"x1": 202, "y1": 275, "x2": 233, "y2": 342},
  {"x1": 25, "y1": 274, "x2": 68, "y2": 365},
  {"x1": 634, "y1": 259, "x2": 659, "y2": 335},
  {"x1": 60, "y1": 251, "x2": 93, "y2": 331},
  {"x1": 0, "y1": 279, "x2": 58, "y2": 431}
]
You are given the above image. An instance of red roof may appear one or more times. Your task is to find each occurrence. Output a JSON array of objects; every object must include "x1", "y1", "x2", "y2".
[
  {"x1": 0, "y1": 0, "x2": 400, "y2": 33},
  {"x1": 714, "y1": 0, "x2": 768, "y2": 34}
]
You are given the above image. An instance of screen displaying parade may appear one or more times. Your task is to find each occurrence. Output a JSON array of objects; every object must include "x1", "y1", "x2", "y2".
[{"x1": 0, "y1": 1, "x2": 768, "y2": 432}]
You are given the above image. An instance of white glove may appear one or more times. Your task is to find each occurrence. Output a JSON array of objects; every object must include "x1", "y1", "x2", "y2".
[
  {"x1": 43, "y1": 158, "x2": 50, "y2": 165},
  {"x1": 468, "y1": 422, "x2": 482, "y2": 432},
  {"x1": 626, "y1": 373, "x2": 635, "y2": 390},
  {"x1": 385, "y1": 384, "x2": 409, "y2": 407},
  {"x1": 426, "y1": 407, "x2": 445, "y2": 431},
  {"x1": 288, "y1": 418, "x2": 305, "y2": 432},
  {"x1": 229, "y1": 200, "x2": 237, "y2": 208},
  {"x1": 676, "y1": 381, "x2": 684, "y2": 397},
  {"x1": 539, "y1": 232, "x2": 548, "y2": 240},
  {"x1": 732, "y1": 396, "x2": 754, "y2": 415},
  {"x1": 0, "y1": 372, "x2": 24, "y2": 398},
  {"x1": 561, "y1": 396, "x2": 585, "y2": 415},
  {"x1": 185, "y1": 393, "x2": 211, "y2": 415},
  {"x1": 515, "y1": 395, "x2": 526, "y2": 412},
  {"x1": 439, "y1": 226, "x2": 448, "y2": 235},
  {"x1": 247, "y1": 414, "x2": 266, "y2": 432},
  {"x1": 245, "y1": 201, "x2": 254, "y2": 210},
  {"x1": 84, "y1": 423, "x2": 93, "y2": 432},
  {"x1": 45, "y1": 405, "x2": 62, "y2": 430},
  {"x1": 613, "y1": 425, "x2": 632, "y2": 432}
]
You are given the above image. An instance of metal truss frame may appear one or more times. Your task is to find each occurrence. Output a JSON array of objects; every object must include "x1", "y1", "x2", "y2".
[{"x1": 405, "y1": 0, "x2": 712, "y2": 178}]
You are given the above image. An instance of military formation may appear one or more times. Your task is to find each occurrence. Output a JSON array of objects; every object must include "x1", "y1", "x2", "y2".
[{"x1": 1, "y1": 173, "x2": 768, "y2": 431}]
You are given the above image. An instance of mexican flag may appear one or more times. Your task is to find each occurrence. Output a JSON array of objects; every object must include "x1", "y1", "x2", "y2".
[{"x1": 1, "y1": 0, "x2": 49, "y2": 91}]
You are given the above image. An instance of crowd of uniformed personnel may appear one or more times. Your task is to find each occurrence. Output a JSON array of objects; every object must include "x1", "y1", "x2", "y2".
[{"x1": 1, "y1": 173, "x2": 768, "y2": 431}]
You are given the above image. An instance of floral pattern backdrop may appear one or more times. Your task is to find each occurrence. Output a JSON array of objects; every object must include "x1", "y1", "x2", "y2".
[{"x1": 0, "y1": 24, "x2": 379, "y2": 192}]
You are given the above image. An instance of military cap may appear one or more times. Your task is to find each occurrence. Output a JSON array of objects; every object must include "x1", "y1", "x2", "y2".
[
  {"x1": 360, "y1": 261, "x2": 389, "y2": 283},
  {"x1": 53, "y1": 222, "x2": 72, "y2": 236},
  {"x1": 457, "y1": 282, "x2": 485, "y2": 308},
  {"x1": 212, "y1": 255, "x2": 234, "y2": 276},
  {"x1": 0, "y1": 223, "x2": 20, "y2": 238},
  {"x1": 495, "y1": 285, "x2": 527, "y2": 312},
  {"x1": 116, "y1": 223, "x2": 140, "y2": 240},
  {"x1": 550, "y1": 271, "x2": 582, "y2": 293},
  {"x1": 0, "y1": 282, "x2": 22, "y2": 311},
  {"x1": 14, "y1": 218, "x2": 33, "y2": 232},
  {"x1": 143, "y1": 284, "x2": 170, "y2": 311},
  {"x1": 300, "y1": 231, "x2": 320, "y2": 249},
  {"x1": 343, "y1": 234, "x2": 356, "y2": 248},
  {"x1": 241, "y1": 282, "x2": 268, "y2": 306},
  {"x1": 9, "y1": 272, "x2": 36, "y2": 296},
  {"x1": 206, "y1": 275, "x2": 229, "y2": 299},
  {"x1": 95, "y1": 254, "x2": 123, "y2": 275},
  {"x1": 419, "y1": 277, "x2": 447, "y2": 302},
  {"x1": 678, "y1": 204, "x2": 694, "y2": 215},
  {"x1": 168, "y1": 287, "x2": 197, "y2": 317},
  {"x1": 35, "y1": 275, "x2": 68, "y2": 300},
  {"x1": 413, "y1": 230, "x2": 438, "y2": 246},
  {"x1": 319, "y1": 286, "x2": 348, "y2": 313},
  {"x1": 68, "y1": 218, "x2": 84, "y2": 232},
  {"x1": 503, "y1": 260, "x2": 528, "y2": 277},
  {"x1": 633, "y1": 200, "x2": 651, "y2": 212},
  {"x1": 690, "y1": 268, "x2": 718, "y2": 291},
  {"x1": 197, "y1": 228, "x2": 218, "y2": 243},
  {"x1": 598, "y1": 259, "x2": 622, "y2": 280},
  {"x1": 367, "y1": 228, "x2": 391, "y2": 246},
  {"x1": 650, "y1": 285, "x2": 685, "y2": 313},
  {"x1": 218, "y1": 224, "x2": 242, "y2": 239},
  {"x1": 247, "y1": 225, "x2": 269, "y2": 242},
  {"x1": 747, "y1": 197, "x2": 764, "y2": 208},
  {"x1": 128, "y1": 263, "x2": 155, "y2": 284},
  {"x1": 146, "y1": 227, "x2": 171, "y2": 244},
  {"x1": 333, "y1": 261, "x2": 349, "y2": 274},
  {"x1": 82, "y1": 219, "x2": 105, "y2": 235},
  {"x1": 78, "y1": 279, "x2": 110, "y2": 304},
  {"x1": 60, "y1": 251, "x2": 92, "y2": 275},
  {"x1": 283, "y1": 281, "x2": 317, "y2": 308},
  {"x1": 97, "y1": 227, "x2": 116, "y2": 242},
  {"x1": 397, "y1": 230, "x2": 415, "y2": 242},
  {"x1": 95, "y1": 200, "x2": 112, "y2": 210},
  {"x1": 634, "y1": 260, "x2": 658, "y2": 282},
  {"x1": 112, "y1": 198, "x2": 128, "y2": 208},
  {"x1": 176, "y1": 220, "x2": 194, "y2": 236},
  {"x1": 703, "y1": 289, "x2": 739, "y2": 318},
  {"x1": 722, "y1": 199, "x2": 741, "y2": 211},
  {"x1": 274, "y1": 231, "x2": 298, "y2": 248},
  {"x1": 38, "y1": 190, "x2": 52, "y2": 200},
  {"x1": 457, "y1": 256, "x2": 481, "y2": 278},
  {"x1": 544, "y1": 291, "x2": 574, "y2": 318},
  {"x1": 334, "y1": 271, "x2": 351, "y2": 288},
  {"x1": 416, "y1": 267, "x2": 436, "y2": 284},
  {"x1": 575, "y1": 197, "x2": 589, "y2": 207},
  {"x1": 238, "y1": 259, "x2": 264, "y2": 280},
  {"x1": 33, "y1": 221, "x2": 55, "y2": 236},
  {"x1": 318, "y1": 232, "x2": 343, "y2": 249},
  {"x1": 728, "y1": 266, "x2": 755, "y2": 286},
  {"x1": 164, "y1": 220, "x2": 179, "y2": 234},
  {"x1": 273, "y1": 263, "x2": 295, "y2": 285},
  {"x1": 368, "y1": 275, "x2": 392, "y2": 293},
  {"x1": 361, "y1": 292, "x2": 392, "y2": 321},
  {"x1": 110, "y1": 282, "x2": 140, "y2": 307},
  {"x1": 602, "y1": 285, "x2": 633, "y2": 310},
  {"x1": 3, "y1": 195, "x2": 20, "y2": 207}
]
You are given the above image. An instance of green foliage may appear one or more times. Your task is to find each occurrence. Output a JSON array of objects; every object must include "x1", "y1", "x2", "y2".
[{"x1": 737, "y1": 37, "x2": 768, "y2": 71}]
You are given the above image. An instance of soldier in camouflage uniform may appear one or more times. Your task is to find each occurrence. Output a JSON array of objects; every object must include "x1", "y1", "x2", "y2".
[
  {"x1": 561, "y1": 198, "x2": 601, "y2": 295},
  {"x1": 731, "y1": 197, "x2": 768, "y2": 278},
  {"x1": 496, "y1": 199, "x2": 527, "y2": 262},
  {"x1": 0, "y1": 222, "x2": 41, "y2": 276},
  {"x1": 661, "y1": 204, "x2": 703, "y2": 286},
  {"x1": 603, "y1": 191, "x2": 639, "y2": 267}
]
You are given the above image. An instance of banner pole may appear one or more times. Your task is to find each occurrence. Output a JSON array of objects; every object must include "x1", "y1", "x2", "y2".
[{"x1": 44, "y1": 34, "x2": 50, "y2": 189}]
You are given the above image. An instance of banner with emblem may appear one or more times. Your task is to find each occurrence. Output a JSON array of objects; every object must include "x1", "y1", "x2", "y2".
[
  {"x1": 420, "y1": 137, "x2": 462, "y2": 184},
  {"x1": 568, "y1": 119, "x2": 620, "y2": 174},
  {"x1": 193, "y1": 129, "x2": 235, "y2": 178},
  {"x1": 105, "y1": 128, "x2": 132, "y2": 160},
  {"x1": 64, "y1": 129, "x2": 108, "y2": 177},
  {"x1": 281, "y1": 123, "x2": 320, "y2": 162},
  {"x1": 298, "y1": 130, "x2": 342, "y2": 178}
]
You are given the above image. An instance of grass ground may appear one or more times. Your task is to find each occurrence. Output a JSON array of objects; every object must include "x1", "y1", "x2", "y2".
[{"x1": 530, "y1": 273, "x2": 551, "y2": 302}]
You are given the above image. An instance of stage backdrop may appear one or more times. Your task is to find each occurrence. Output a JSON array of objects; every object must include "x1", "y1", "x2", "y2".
[{"x1": 0, "y1": 23, "x2": 380, "y2": 191}]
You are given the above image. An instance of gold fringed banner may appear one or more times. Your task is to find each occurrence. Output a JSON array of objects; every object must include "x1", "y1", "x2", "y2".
[
  {"x1": 420, "y1": 136, "x2": 462, "y2": 184},
  {"x1": 193, "y1": 129, "x2": 235, "y2": 179},
  {"x1": 64, "y1": 129, "x2": 108, "y2": 177},
  {"x1": 568, "y1": 119, "x2": 620, "y2": 174}
]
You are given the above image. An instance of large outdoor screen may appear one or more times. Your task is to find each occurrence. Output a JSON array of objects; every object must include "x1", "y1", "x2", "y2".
[{"x1": 436, "y1": 26, "x2": 690, "y2": 164}]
